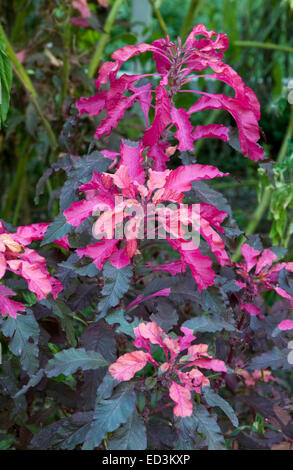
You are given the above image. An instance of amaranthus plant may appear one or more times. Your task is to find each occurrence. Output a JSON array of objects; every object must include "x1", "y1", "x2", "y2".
[{"x1": 0, "y1": 24, "x2": 292, "y2": 451}]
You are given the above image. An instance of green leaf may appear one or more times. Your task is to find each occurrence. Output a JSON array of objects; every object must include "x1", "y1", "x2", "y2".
[
  {"x1": 1, "y1": 309, "x2": 40, "y2": 375},
  {"x1": 41, "y1": 298, "x2": 77, "y2": 347},
  {"x1": 249, "y1": 347, "x2": 290, "y2": 370},
  {"x1": 45, "y1": 347, "x2": 109, "y2": 377},
  {"x1": 106, "y1": 308, "x2": 139, "y2": 338},
  {"x1": 203, "y1": 387, "x2": 238, "y2": 427},
  {"x1": 30, "y1": 412, "x2": 93, "y2": 450},
  {"x1": 108, "y1": 409, "x2": 147, "y2": 450},
  {"x1": 175, "y1": 404, "x2": 225, "y2": 450},
  {"x1": 98, "y1": 263, "x2": 133, "y2": 314},
  {"x1": 0, "y1": 36, "x2": 12, "y2": 126},
  {"x1": 183, "y1": 315, "x2": 236, "y2": 333},
  {"x1": 82, "y1": 383, "x2": 136, "y2": 450},
  {"x1": 14, "y1": 370, "x2": 44, "y2": 398},
  {"x1": 41, "y1": 213, "x2": 71, "y2": 245}
]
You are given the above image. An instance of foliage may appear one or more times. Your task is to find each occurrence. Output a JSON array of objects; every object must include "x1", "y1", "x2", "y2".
[{"x1": 0, "y1": 0, "x2": 293, "y2": 451}]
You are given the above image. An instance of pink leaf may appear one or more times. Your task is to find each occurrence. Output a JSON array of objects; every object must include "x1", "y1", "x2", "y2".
[
  {"x1": 95, "y1": 95, "x2": 137, "y2": 139},
  {"x1": 111, "y1": 43, "x2": 158, "y2": 63},
  {"x1": 119, "y1": 140, "x2": 145, "y2": 184},
  {"x1": 12, "y1": 223, "x2": 49, "y2": 245},
  {"x1": 164, "y1": 164, "x2": 227, "y2": 193},
  {"x1": 0, "y1": 252, "x2": 7, "y2": 279},
  {"x1": 278, "y1": 319, "x2": 293, "y2": 331},
  {"x1": 76, "y1": 92, "x2": 106, "y2": 117},
  {"x1": 171, "y1": 107, "x2": 194, "y2": 151},
  {"x1": 169, "y1": 382, "x2": 193, "y2": 417},
  {"x1": 193, "y1": 358, "x2": 227, "y2": 372},
  {"x1": 7, "y1": 259, "x2": 56, "y2": 301},
  {"x1": 64, "y1": 196, "x2": 112, "y2": 227},
  {"x1": 109, "y1": 350, "x2": 151, "y2": 381},
  {"x1": 255, "y1": 248, "x2": 278, "y2": 275},
  {"x1": 241, "y1": 303, "x2": 262, "y2": 317},
  {"x1": 134, "y1": 322, "x2": 166, "y2": 349},
  {"x1": 77, "y1": 240, "x2": 118, "y2": 270},
  {"x1": 125, "y1": 288, "x2": 171, "y2": 311},
  {"x1": 179, "y1": 326, "x2": 196, "y2": 352},
  {"x1": 129, "y1": 82, "x2": 153, "y2": 126},
  {"x1": 168, "y1": 239, "x2": 215, "y2": 291},
  {"x1": 146, "y1": 260, "x2": 184, "y2": 276},
  {"x1": 240, "y1": 244, "x2": 261, "y2": 272},
  {"x1": 147, "y1": 142, "x2": 170, "y2": 171},
  {"x1": 143, "y1": 81, "x2": 171, "y2": 147},
  {"x1": 108, "y1": 248, "x2": 130, "y2": 269},
  {"x1": 193, "y1": 124, "x2": 229, "y2": 142},
  {"x1": 72, "y1": 0, "x2": 91, "y2": 18},
  {"x1": 188, "y1": 93, "x2": 263, "y2": 162},
  {"x1": 0, "y1": 285, "x2": 26, "y2": 318}
]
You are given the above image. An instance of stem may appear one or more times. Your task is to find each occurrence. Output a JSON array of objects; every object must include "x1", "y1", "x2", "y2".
[
  {"x1": 2, "y1": 140, "x2": 30, "y2": 220},
  {"x1": 232, "y1": 105, "x2": 293, "y2": 262},
  {"x1": 61, "y1": 7, "x2": 72, "y2": 105},
  {"x1": 88, "y1": 0, "x2": 124, "y2": 78},
  {"x1": 0, "y1": 23, "x2": 58, "y2": 151},
  {"x1": 233, "y1": 40, "x2": 293, "y2": 55},
  {"x1": 180, "y1": 0, "x2": 207, "y2": 41},
  {"x1": 12, "y1": 163, "x2": 27, "y2": 226},
  {"x1": 149, "y1": 0, "x2": 168, "y2": 37}
]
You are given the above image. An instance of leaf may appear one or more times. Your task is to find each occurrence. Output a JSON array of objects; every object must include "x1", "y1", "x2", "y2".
[
  {"x1": 109, "y1": 351, "x2": 150, "y2": 381},
  {"x1": 150, "y1": 300, "x2": 178, "y2": 332},
  {"x1": 45, "y1": 347, "x2": 109, "y2": 377},
  {"x1": 169, "y1": 382, "x2": 192, "y2": 417},
  {"x1": 203, "y1": 387, "x2": 238, "y2": 426},
  {"x1": 41, "y1": 213, "x2": 71, "y2": 246},
  {"x1": 0, "y1": 36, "x2": 12, "y2": 126},
  {"x1": 41, "y1": 297, "x2": 76, "y2": 347},
  {"x1": 108, "y1": 409, "x2": 147, "y2": 450},
  {"x1": 1, "y1": 309, "x2": 40, "y2": 375},
  {"x1": 98, "y1": 262, "x2": 132, "y2": 314},
  {"x1": 30, "y1": 412, "x2": 93, "y2": 450},
  {"x1": 82, "y1": 383, "x2": 136, "y2": 450},
  {"x1": 176, "y1": 404, "x2": 225, "y2": 450},
  {"x1": 183, "y1": 315, "x2": 235, "y2": 333},
  {"x1": 249, "y1": 347, "x2": 290, "y2": 370},
  {"x1": 14, "y1": 370, "x2": 44, "y2": 398},
  {"x1": 106, "y1": 309, "x2": 140, "y2": 338}
]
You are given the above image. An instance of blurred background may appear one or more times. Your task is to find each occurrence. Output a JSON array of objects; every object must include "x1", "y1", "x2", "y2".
[{"x1": 0, "y1": 0, "x2": 293, "y2": 257}]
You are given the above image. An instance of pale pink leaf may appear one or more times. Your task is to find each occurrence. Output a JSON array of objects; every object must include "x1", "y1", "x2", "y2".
[
  {"x1": 169, "y1": 382, "x2": 193, "y2": 417},
  {"x1": 109, "y1": 350, "x2": 151, "y2": 381}
]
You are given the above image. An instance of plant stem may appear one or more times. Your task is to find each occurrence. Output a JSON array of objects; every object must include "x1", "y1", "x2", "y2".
[
  {"x1": 12, "y1": 169, "x2": 26, "y2": 226},
  {"x1": 233, "y1": 40, "x2": 293, "y2": 55},
  {"x1": 149, "y1": 0, "x2": 168, "y2": 37},
  {"x1": 232, "y1": 105, "x2": 293, "y2": 262},
  {"x1": 88, "y1": 0, "x2": 124, "y2": 78},
  {"x1": 180, "y1": 0, "x2": 207, "y2": 41},
  {"x1": 0, "y1": 23, "x2": 58, "y2": 151},
  {"x1": 2, "y1": 141, "x2": 30, "y2": 221},
  {"x1": 61, "y1": 7, "x2": 72, "y2": 105}
]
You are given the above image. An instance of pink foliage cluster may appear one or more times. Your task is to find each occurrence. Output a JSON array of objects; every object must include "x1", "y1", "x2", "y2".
[
  {"x1": 77, "y1": 24, "x2": 264, "y2": 164},
  {"x1": 64, "y1": 141, "x2": 229, "y2": 290},
  {"x1": 235, "y1": 244, "x2": 293, "y2": 325},
  {"x1": 236, "y1": 368, "x2": 275, "y2": 387},
  {"x1": 0, "y1": 222, "x2": 65, "y2": 318},
  {"x1": 109, "y1": 321, "x2": 226, "y2": 417}
]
